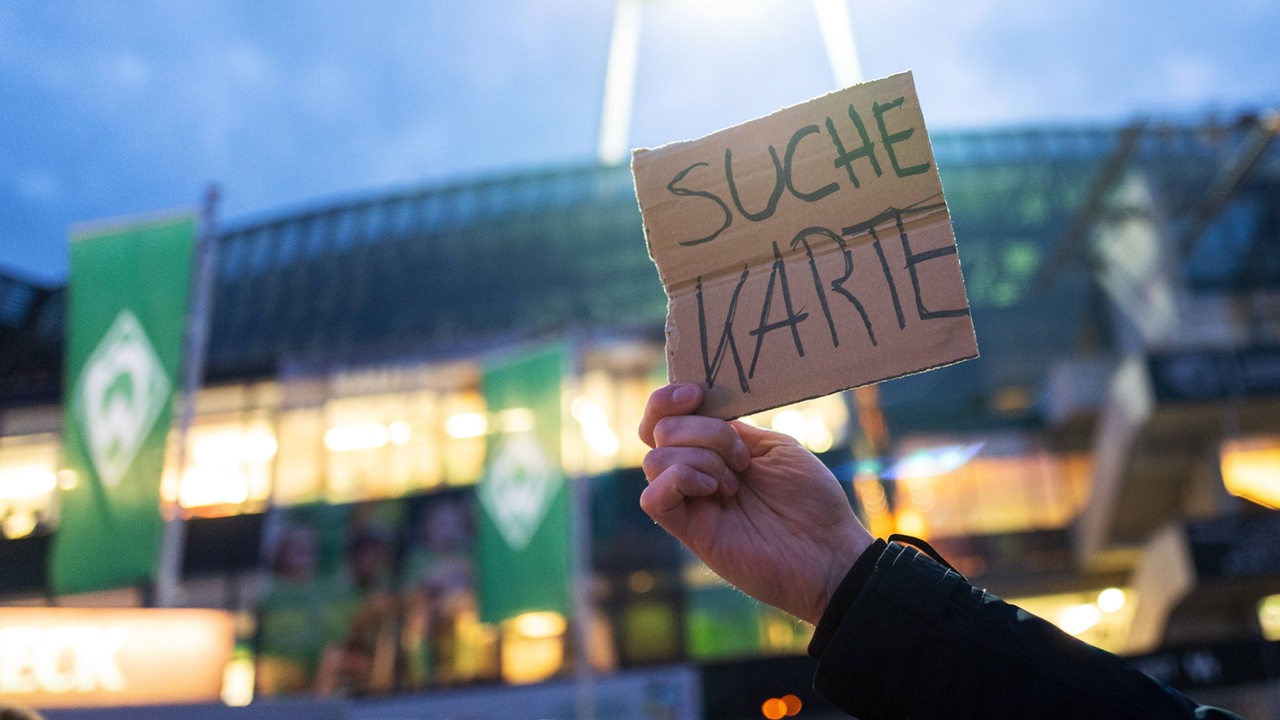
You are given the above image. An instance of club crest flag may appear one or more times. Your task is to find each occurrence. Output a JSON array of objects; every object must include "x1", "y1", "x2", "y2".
[
  {"x1": 51, "y1": 213, "x2": 196, "y2": 595},
  {"x1": 476, "y1": 344, "x2": 571, "y2": 624}
]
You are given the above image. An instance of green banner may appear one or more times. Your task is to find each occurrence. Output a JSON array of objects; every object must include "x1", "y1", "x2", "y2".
[
  {"x1": 51, "y1": 214, "x2": 196, "y2": 596},
  {"x1": 476, "y1": 344, "x2": 571, "y2": 624}
]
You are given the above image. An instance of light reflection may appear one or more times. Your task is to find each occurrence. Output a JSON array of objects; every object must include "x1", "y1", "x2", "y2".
[
  {"x1": 572, "y1": 397, "x2": 620, "y2": 457},
  {"x1": 1059, "y1": 603, "x2": 1101, "y2": 636},
  {"x1": 886, "y1": 442, "x2": 985, "y2": 480}
]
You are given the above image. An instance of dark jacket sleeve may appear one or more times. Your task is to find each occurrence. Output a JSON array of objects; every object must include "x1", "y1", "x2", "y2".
[{"x1": 807, "y1": 540, "x2": 1246, "y2": 720}]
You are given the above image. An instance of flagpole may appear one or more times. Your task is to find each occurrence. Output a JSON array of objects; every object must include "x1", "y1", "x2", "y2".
[
  {"x1": 566, "y1": 331, "x2": 597, "y2": 720},
  {"x1": 154, "y1": 185, "x2": 220, "y2": 608}
]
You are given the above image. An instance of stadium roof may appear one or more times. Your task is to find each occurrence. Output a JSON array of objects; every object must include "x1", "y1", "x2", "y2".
[{"x1": 3, "y1": 115, "x2": 1277, "y2": 432}]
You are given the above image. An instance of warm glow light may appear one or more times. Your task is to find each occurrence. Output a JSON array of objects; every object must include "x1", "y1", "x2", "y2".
[
  {"x1": 221, "y1": 650, "x2": 254, "y2": 707},
  {"x1": 761, "y1": 693, "x2": 803, "y2": 719},
  {"x1": 445, "y1": 412, "x2": 488, "y2": 439},
  {"x1": 324, "y1": 423, "x2": 389, "y2": 452},
  {"x1": 767, "y1": 407, "x2": 835, "y2": 453},
  {"x1": 387, "y1": 421, "x2": 412, "y2": 445},
  {"x1": 192, "y1": 431, "x2": 278, "y2": 466},
  {"x1": 0, "y1": 607, "x2": 235, "y2": 709},
  {"x1": 573, "y1": 397, "x2": 620, "y2": 457},
  {"x1": 511, "y1": 611, "x2": 567, "y2": 639},
  {"x1": 1260, "y1": 594, "x2": 1280, "y2": 642},
  {"x1": 1060, "y1": 603, "x2": 1101, "y2": 636},
  {"x1": 0, "y1": 466, "x2": 57, "y2": 500},
  {"x1": 771, "y1": 410, "x2": 806, "y2": 441},
  {"x1": 501, "y1": 612, "x2": 565, "y2": 685},
  {"x1": 1097, "y1": 587, "x2": 1126, "y2": 613},
  {"x1": 179, "y1": 467, "x2": 250, "y2": 508},
  {"x1": 1219, "y1": 440, "x2": 1280, "y2": 509},
  {"x1": 853, "y1": 476, "x2": 888, "y2": 515},
  {"x1": 2, "y1": 512, "x2": 38, "y2": 539},
  {"x1": 894, "y1": 508, "x2": 928, "y2": 538}
]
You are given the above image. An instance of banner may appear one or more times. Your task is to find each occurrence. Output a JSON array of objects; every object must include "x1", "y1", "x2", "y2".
[
  {"x1": 476, "y1": 344, "x2": 571, "y2": 623},
  {"x1": 51, "y1": 213, "x2": 196, "y2": 595}
]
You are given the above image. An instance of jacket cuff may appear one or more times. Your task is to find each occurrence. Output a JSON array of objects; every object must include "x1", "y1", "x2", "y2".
[{"x1": 807, "y1": 538, "x2": 887, "y2": 659}]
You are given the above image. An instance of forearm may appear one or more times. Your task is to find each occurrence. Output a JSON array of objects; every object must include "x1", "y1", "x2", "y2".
[{"x1": 808, "y1": 541, "x2": 1244, "y2": 720}]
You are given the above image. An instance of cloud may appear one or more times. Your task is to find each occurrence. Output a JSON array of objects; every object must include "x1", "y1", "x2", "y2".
[
  {"x1": 15, "y1": 171, "x2": 62, "y2": 204},
  {"x1": 102, "y1": 52, "x2": 152, "y2": 90}
]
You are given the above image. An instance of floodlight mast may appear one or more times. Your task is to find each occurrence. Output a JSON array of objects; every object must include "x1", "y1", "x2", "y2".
[{"x1": 595, "y1": 0, "x2": 864, "y2": 165}]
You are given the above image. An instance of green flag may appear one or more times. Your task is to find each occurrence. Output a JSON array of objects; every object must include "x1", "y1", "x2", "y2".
[
  {"x1": 476, "y1": 344, "x2": 571, "y2": 624},
  {"x1": 51, "y1": 213, "x2": 197, "y2": 596}
]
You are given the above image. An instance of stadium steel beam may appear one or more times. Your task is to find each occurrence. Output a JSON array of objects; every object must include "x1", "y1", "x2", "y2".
[
  {"x1": 1175, "y1": 111, "x2": 1280, "y2": 259},
  {"x1": 1031, "y1": 120, "x2": 1146, "y2": 293}
]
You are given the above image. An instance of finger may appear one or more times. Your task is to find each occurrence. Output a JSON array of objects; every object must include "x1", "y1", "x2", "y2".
[
  {"x1": 638, "y1": 464, "x2": 717, "y2": 520},
  {"x1": 730, "y1": 419, "x2": 793, "y2": 455},
  {"x1": 643, "y1": 446, "x2": 740, "y2": 495},
  {"x1": 639, "y1": 383, "x2": 703, "y2": 448},
  {"x1": 653, "y1": 414, "x2": 751, "y2": 473}
]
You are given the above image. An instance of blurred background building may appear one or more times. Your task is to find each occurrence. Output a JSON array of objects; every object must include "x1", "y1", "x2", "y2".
[{"x1": 0, "y1": 108, "x2": 1278, "y2": 718}]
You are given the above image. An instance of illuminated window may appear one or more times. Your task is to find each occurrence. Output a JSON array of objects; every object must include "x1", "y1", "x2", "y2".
[
  {"x1": 441, "y1": 389, "x2": 486, "y2": 486},
  {"x1": 882, "y1": 435, "x2": 1091, "y2": 539},
  {"x1": 1219, "y1": 437, "x2": 1280, "y2": 509},
  {"x1": 0, "y1": 433, "x2": 59, "y2": 538},
  {"x1": 167, "y1": 414, "x2": 276, "y2": 517},
  {"x1": 568, "y1": 368, "x2": 629, "y2": 476},
  {"x1": 568, "y1": 342, "x2": 667, "y2": 473},
  {"x1": 322, "y1": 388, "x2": 460, "y2": 503},
  {"x1": 500, "y1": 612, "x2": 567, "y2": 685},
  {"x1": 274, "y1": 408, "x2": 324, "y2": 506}
]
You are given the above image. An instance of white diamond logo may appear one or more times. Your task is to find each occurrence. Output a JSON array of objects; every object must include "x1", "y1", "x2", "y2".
[
  {"x1": 74, "y1": 311, "x2": 173, "y2": 489},
  {"x1": 479, "y1": 432, "x2": 562, "y2": 551}
]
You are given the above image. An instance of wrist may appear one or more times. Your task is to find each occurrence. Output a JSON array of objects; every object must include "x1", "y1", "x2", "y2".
[
  {"x1": 807, "y1": 537, "x2": 886, "y2": 655},
  {"x1": 804, "y1": 529, "x2": 875, "y2": 625}
]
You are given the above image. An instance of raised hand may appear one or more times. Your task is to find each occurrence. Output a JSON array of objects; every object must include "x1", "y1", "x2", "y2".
[{"x1": 638, "y1": 383, "x2": 874, "y2": 625}]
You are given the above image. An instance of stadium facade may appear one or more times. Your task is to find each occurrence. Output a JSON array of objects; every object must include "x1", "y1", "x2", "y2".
[{"x1": 1, "y1": 113, "x2": 1279, "y2": 718}]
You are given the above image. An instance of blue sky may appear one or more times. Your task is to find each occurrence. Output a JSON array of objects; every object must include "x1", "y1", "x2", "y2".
[{"x1": 3, "y1": 0, "x2": 1277, "y2": 284}]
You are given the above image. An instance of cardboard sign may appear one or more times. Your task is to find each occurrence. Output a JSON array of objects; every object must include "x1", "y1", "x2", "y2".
[{"x1": 632, "y1": 71, "x2": 978, "y2": 419}]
